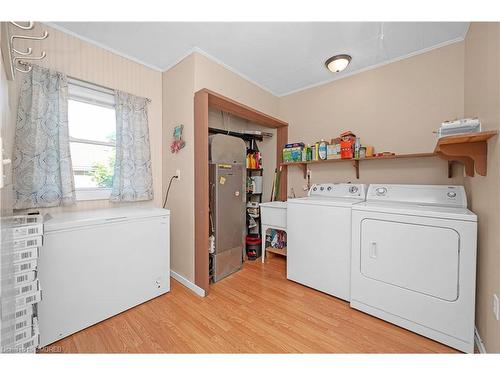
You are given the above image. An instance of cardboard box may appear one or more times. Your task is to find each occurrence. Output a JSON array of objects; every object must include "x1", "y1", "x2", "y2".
[{"x1": 283, "y1": 146, "x2": 303, "y2": 163}]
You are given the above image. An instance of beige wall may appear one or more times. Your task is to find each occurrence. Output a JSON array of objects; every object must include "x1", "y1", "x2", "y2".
[
  {"x1": 164, "y1": 44, "x2": 469, "y2": 283},
  {"x1": 163, "y1": 54, "x2": 196, "y2": 281},
  {"x1": 194, "y1": 53, "x2": 280, "y2": 117},
  {"x1": 0, "y1": 25, "x2": 14, "y2": 216},
  {"x1": 8, "y1": 26, "x2": 497, "y2": 345},
  {"x1": 278, "y1": 42, "x2": 466, "y2": 195},
  {"x1": 7, "y1": 23, "x2": 164, "y2": 213},
  {"x1": 196, "y1": 52, "x2": 280, "y2": 204},
  {"x1": 162, "y1": 52, "x2": 280, "y2": 282},
  {"x1": 464, "y1": 23, "x2": 500, "y2": 353}
]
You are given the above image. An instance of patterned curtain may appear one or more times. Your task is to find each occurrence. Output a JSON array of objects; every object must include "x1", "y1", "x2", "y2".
[
  {"x1": 110, "y1": 91, "x2": 153, "y2": 202},
  {"x1": 13, "y1": 65, "x2": 75, "y2": 209}
]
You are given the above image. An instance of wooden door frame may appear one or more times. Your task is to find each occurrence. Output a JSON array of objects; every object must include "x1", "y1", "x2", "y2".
[{"x1": 194, "y1": 88, "x2": 288, "y2": 294}]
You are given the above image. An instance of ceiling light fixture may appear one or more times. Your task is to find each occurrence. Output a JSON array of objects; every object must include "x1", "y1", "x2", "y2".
[{"x1": 325, "y1": 54, "x2": 352, "y2": 73}]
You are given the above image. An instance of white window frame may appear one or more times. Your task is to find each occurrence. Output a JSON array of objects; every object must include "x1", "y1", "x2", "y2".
[{"x1": 68, "y1": 78, "x2": 116, "y2": 201}]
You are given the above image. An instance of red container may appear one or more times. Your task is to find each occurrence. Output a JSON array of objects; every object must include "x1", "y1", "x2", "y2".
[
  {"x1": 340, "y1": 131, "x2": 356, "y2": 159},
  {"x1": 245, "y1": 236, "x2": 262, "y2": 260},
  {"x1": 340, "y1": 139, "x2": 355, "y2": 159}
]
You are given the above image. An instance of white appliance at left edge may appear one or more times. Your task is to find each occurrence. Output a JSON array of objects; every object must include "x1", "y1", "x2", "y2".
[{"x1": 38, "y1": 207, "x2": 170, "y2": 347}]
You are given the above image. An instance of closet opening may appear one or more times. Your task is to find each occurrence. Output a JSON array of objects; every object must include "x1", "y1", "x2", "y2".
[{"x1": 194, "y1": 89, "x2": 288, "y2": 294}]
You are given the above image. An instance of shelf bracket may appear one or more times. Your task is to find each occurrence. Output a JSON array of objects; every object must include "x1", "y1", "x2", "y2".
[
  {"x1": 438, "y1": 152, "x2": 475, "y2": 177},
  {"x1": 301, "y1": 164, "x2": 308, "y2": 179},
  {"x1": 447, "y1": 161, "x2": 453, "y2": 178},
  {"x1": 437, "y1": 141, "x2": 488, "y2": 177},
  {"x1": 352, "y1": 159, "x2": 360, "y2": 179},
  {"x1": 434, "y1": 130, "x2": 497, "y2": 178}
]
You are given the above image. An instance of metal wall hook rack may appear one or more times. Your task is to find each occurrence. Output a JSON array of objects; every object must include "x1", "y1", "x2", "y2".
[
  {"x1": 11, "y1": 29, "x2": 49, "y2": 44},
  {"x1": 14, "y1": 51, "x2": 47, "y2": 73},
  {"x1": 1, "y1": 21, "x2": 48, "y2": 80},
  {"x1": 10, "y1": 21, "x2": 34, "y2": 30},
  {"x1": 13, "y1": 46, "x2": 33, "y2": 56}
]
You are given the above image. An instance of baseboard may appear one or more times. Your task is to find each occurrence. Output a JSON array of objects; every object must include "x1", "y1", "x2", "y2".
[
  {"x1": 474, "y1": 326, "x2": 487, "y2": 353},
  {"x1": 170, "y1": 271, "x2": 206, "y2": 297}
]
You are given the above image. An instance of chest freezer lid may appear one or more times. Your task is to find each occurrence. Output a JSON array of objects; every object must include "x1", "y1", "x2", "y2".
[{"x1": 44, "y1": 207, "x2": 170, "y2": 232}]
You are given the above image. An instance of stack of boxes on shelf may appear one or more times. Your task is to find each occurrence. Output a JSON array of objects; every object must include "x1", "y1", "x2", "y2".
[
  {"x1": 282, "y1": 142, "x2": 305, "y2": 163},
  {"x1": 282, "y1": 131, "x2": 377, "y2": 163},
  {"x1": 436, "y1": 118, "x2": 481, "y2": 138},
  {"x1": 7, "y1": 214, "x2": 43, "y2": 352}
]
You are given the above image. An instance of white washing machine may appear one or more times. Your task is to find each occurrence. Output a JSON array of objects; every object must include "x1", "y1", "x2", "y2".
[
  {"x1": 287, "y1": 183, "x2": 367, "y2": 301},
  {"x1": 350, "y1": 184, "x2": 477, "y2": 353}
]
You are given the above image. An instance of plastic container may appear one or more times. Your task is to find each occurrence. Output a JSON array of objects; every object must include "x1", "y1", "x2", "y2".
[
  {"x1": 318, "y1": 139, "x2": 328, "y2": 160},
  {"x1": 245, "y1": 236, "x2": 262, "y2": 260}
]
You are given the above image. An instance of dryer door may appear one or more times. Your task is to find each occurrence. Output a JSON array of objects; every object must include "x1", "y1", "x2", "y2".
[{"x1": 360, "y1": 219, "x2": 459, "y2": 301}]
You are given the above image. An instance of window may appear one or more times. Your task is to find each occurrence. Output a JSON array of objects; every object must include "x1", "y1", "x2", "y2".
[{"x1": 68, "y1": 79, "x2": 116, "y2": 201}]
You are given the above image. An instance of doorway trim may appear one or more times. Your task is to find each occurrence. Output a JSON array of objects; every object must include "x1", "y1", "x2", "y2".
[{"x1": 194, "y1": 88, "x2": 288, "y2": 294}]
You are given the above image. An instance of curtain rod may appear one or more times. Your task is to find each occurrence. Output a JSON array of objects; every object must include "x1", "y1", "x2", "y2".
[{"x1": 67, "y1": 76, "x2": 152, "y2": 103}]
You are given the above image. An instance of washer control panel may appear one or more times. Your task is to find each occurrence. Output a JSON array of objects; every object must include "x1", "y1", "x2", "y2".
[{"x1": 309, "y1": 183, "x2": 367, "y2": 198}]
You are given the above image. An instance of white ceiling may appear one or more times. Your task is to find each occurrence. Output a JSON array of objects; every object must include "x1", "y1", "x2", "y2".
[{"x1": 50, "y1": 22, "x2": 469, "y2": 96}]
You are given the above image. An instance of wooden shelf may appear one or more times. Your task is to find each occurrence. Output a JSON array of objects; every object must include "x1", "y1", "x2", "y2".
[
  {"x1": 281, "y1": 131, "x2": 498, "y2": 179},
  {"x1": 282, "y1": 153, "x2": 438, "y2": 179},
  {"x1": 265, "y1": 247, "x2": 287, "y2": 257},
  {"x1": 434, "y1": 130, "x2": 498, "y2": 177}
]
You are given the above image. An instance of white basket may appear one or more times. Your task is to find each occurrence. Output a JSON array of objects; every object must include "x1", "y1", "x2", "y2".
[
  {"x1": 13, "y1": 236, "x2": 42, "y2": 251},
  {"x1": 13, "y1": 259, "x2": 37, "y2": 275},
  {"x1": 13, "y1": 248, "x2": 39, "y2": 263},
  {"x1": 15, "y1": 290, "x2": 41, "y2": 309},
  {"x1": 12, "y1": 224, "x2": 43, "y2": 240},
  {"x1": 14, "y1": 305, "x2": 34, "y2": 323},
  {"x1": 13, "y1": 335, "x2": 38, "y2": 353},
  {"x1": 14, "y1": 280, "x2": 39, "y2": 298},
  {"x1": 14, "y1": 271, "x2": 37, "y2": 286},
  {"x1": 12, "y1": 214, "x2": 43, "y2": 227}
]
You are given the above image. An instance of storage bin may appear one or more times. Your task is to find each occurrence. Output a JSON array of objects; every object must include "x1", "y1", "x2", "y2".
[
  {"x1": 260, "y1": 201, "x2": 287, "y2": 229},
  {"x1": 246, "y1": 236, "x2": 262, "y2": 260}
]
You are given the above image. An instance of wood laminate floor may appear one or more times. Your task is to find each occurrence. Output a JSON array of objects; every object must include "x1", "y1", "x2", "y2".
[{"x1": 43, "y1": 256, "x2": 458, "y2": 353}]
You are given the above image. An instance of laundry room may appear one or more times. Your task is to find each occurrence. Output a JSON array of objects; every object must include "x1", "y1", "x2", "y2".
[{"x1": 2, "y1": 2, "x2": 500, "y2": 372}]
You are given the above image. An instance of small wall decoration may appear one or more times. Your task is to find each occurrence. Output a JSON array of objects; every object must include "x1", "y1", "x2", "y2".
[{"x1": 170, "y1": 124, "x2": 186, "y2": 153}]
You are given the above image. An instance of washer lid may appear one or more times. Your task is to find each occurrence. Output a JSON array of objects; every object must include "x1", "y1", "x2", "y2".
[
  {"x1": 353, "y1": 201, "x2": 477, "y2": 221},
  {"x1": 44, "y1": 207, "x2": 170, "y2": 232},
  {"x1": 287, "y1": 196, "x2": 366, "y2": 207}
]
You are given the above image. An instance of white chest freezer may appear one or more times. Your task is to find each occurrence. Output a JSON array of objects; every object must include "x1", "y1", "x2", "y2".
[{"x1": 38, "y1": 207, "x2": 170, "y2": 347}]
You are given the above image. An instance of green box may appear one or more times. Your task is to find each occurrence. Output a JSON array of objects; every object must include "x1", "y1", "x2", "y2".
[{"x1": 283, "y1": 147, "x2": 303, "y2": 163}]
